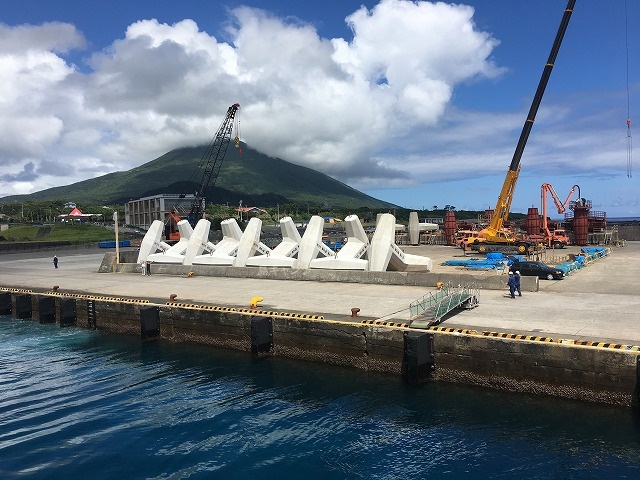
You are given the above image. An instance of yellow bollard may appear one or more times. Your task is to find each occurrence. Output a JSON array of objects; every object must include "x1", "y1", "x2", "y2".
[{"x1": 250, "y1": 296, "x2": 264, "y2": 309}]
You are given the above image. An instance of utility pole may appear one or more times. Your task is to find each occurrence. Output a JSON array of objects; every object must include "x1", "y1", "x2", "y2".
[{"x1": 113, "y1": 211, "x2": 120, "y2": 264}]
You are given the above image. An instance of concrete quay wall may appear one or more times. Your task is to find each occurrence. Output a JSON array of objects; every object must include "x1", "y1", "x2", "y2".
[{"x1": 2, "y1": 289, "x2": 637, "y2": 407}]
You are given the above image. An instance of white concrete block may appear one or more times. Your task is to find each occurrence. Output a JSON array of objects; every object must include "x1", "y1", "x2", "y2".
[
  {"x1": 245, "y1": 216, "x2": 301, "y2": 268},
  {"x1": 147, "y1": 220, "x2": 193, "y2": 264},
  {"x1": 183, "y1": 219, "x2": 211, "y2": 265},
  {"x1": 310, "y1": 214, "x2": 370, "y2": 270},
  {"x1": 295, "y1": 215, "x2": 334, "y2": 269},
  {"x1": 136, "y1": 220, "x2": 164, "y2": 263}
]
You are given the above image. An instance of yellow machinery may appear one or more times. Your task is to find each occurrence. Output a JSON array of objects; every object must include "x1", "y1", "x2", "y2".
[{"x1": 469, "y1": 0, "x2": 576, "y2": 254}]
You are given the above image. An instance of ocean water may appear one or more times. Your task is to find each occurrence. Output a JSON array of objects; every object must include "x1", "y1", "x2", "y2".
[{"x1": 2, "y1": 316, "x2": 640, "y2": 480}]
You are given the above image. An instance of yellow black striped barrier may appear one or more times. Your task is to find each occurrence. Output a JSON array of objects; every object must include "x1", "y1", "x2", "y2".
[
  {"x1": 0, "y1": 287, "x2": 33, "y2": 293},
  {"x1": 165, "y1": 302, "x2": 240, "y2": 313},
  {"x1": 47, "y1": 293, "x2": 151, "y2": 303},
  {"x1": 136, "y1": 302, "x2": 322, "y2": 321},
  {"x1": 569, "y1": 340, "x2": 640, "y2": 351},
  {"x1": 165, "y1": 302, "x2": 198, "y2": 309},
  {"x1": 278, "y1": 312, "x2": 324, "y2": 320},
  {"x1": 427, "y1": 326, "x2": 478, "y2": 335},
  {"x1": 482, "y1": 331, "x2": 554, "y2": 342},
  {"x1": 361, "y1": 319, "x2": 409, "y2": 328}
]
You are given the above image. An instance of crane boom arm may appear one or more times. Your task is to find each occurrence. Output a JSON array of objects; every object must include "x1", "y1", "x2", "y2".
[
  {"x1": 541, "y1": 183, "x2": 579, "y2": 240},
  {"x1": 483, "y1": 0, "x2": 576, "y2": 240},
  {"x1": 541, "y1": 183, "x2": 580, "y2": 215},
  {"x1": 188, "y1": 103, "x2": 240, "y2": 225}
]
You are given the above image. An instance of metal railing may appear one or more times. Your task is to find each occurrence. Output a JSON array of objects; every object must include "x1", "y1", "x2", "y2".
[{"x1": 410, "y1": 283, "x2": 479, "y2": 324}]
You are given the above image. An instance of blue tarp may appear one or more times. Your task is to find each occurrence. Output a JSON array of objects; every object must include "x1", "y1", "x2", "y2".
[
  {"x1": 442, "y1": 257, "x2": 509, "y2": 270},
  {"x1": 580, "y1": 247, "x2": 607, "y2": 260},
  {"x1": 98, "y1": 240, "x2": 131, "y2": 248},
  {"x1": 555, "y1": 261, "x2": 582, "y2": 275}
]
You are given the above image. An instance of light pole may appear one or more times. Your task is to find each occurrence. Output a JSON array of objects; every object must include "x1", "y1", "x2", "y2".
[
  {"x1": 113, "y1": 211, "x2": 120, "y2": 264},
  {"x1": 104, "y1": 206, "x2": 119, "y2": 264}
]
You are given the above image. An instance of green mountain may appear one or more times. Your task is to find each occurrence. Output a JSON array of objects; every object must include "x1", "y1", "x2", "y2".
[{"x1": 1, "y1": 143, "x2": 394, "y2": 209}]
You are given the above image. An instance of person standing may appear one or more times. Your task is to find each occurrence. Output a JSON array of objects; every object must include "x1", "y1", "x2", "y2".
[
  {"x1": 53, "y1": 255, "x2": 58, "y2": 269},
  {"x1": 514, "y1": 270, "x2": 522, "y2": 297},
  {"x1": 140, "y1": 261, "x2": 147, "y2": 276},
  {"x1": 507, "y1": 271, "x2": 516, "y2": 298}
]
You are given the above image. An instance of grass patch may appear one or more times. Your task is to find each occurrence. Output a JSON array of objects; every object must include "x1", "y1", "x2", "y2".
[{"x1": 1, "y1": 224, "x2": 120, "y2": 243}]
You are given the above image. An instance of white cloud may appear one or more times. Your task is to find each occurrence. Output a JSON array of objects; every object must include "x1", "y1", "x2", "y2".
[
  {"x1": 0, "y1": 1, "x2": 635, "y2": 217},
  {"x1": 0, "y1": 21, "x2": 85, "y2": 54},
  {"x1": 0, "y1": 1, "x2": 506, "y2": 198}
]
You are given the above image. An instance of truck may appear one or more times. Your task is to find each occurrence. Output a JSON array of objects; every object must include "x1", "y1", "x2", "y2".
[
  {"x1": 526, "y1": 228, "x2": 570, "y2": 249},
  {"x1": 467, "y1": 0, "x2": 576, "y2": 255}
]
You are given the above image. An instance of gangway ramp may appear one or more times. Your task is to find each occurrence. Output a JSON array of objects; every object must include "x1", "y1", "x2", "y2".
[{"x1": 409, "y1": 283, "x2": 479, "y2": 328}]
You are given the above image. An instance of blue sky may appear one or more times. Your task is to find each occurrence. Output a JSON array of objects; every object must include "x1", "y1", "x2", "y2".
[{"x1": 1, "y1": 0, "x2": 639, "y2": 218}]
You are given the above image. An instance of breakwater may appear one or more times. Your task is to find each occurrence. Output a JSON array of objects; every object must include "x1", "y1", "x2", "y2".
[
  {"x1": 2, "y1": 288, "x2": 638, "y2": 408},
  {"x1": 101, "y1": 252, "x2": 540, "y2": 292}
]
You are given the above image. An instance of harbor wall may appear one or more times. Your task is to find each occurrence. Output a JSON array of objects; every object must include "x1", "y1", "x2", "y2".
[{"x1": 2, "y1": 289, "x2": 637, "y2": 408}]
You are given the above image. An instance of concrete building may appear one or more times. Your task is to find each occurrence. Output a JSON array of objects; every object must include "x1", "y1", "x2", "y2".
[{"x1": 125, "y1": 194, "x2": 196, "y2": 230}]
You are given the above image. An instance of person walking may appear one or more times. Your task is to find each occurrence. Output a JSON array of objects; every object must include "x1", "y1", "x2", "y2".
[
  {"x1": 53, "y1": 255, "x2": 58, "y2": 269},
  {"x1": 507, "y1": 271, "x2": 516, "y2": 298},
  {"x1": 514, "y1": 270, "x2": 522, "y2": 297}
]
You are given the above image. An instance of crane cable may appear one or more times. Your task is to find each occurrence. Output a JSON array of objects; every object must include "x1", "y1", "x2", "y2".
[
  {"x1": 234, "y1": 109, "x2": 242, "y2": 156},
  {"x1": 625, "y1": 0, "x2": 632, "y2": 178}
]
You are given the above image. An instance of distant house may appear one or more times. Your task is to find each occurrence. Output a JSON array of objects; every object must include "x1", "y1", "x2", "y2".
[
  {"x1": 58, "y1": 207, "x2": 98, "y2": 223},
  {"x1": 64, "y1": 202, "x2": 77, "y2": 209},
  {"x1": 236, "y1": 207, "x2": 267, "y2": 217}
]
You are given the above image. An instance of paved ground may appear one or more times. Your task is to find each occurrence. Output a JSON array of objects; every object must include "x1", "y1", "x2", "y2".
[{"x1": 1, "y1": 242, "x2": 638, "y2": 345}]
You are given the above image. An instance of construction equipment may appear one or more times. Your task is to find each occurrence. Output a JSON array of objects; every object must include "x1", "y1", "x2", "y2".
[
  {"x1": 539, "y1": 183, "x2": 579, "y2": 248},
  {"x1": 468, "y1": 0, "x2": 576, "y2": 254},
  {"x1": 166, "y1": 103, "x2": 241, "y2": 240}
]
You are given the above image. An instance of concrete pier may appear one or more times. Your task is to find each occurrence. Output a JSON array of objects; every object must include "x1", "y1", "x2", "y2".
[{"x1": 1, "y1": 242, "x2": 638, "y2": 406}]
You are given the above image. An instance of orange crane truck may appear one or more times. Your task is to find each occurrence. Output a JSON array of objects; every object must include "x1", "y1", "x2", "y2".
[{"x1": 467, "y1": 0, "x2": 576, "y2": 255}]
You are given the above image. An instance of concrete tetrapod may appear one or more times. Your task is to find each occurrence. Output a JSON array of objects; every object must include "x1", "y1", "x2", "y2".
[
  {"x1": 369, "y1": 213, "x2": 432, "y2": 272},
  {"x1": 192, "y1": 218, "x2": 243, "y2": 266},
  {"x1": 245, "y1": 216, "x2": 302, "y2": 268},
  {"x1": 234, "y1": 218, "x2": 271, "y2": 267},
  {"x1": 136, "y1": 220, "x2": 168, "y2": 264},
  {"x1": 146, "y1": 220, "x2": 194, "y2": 264},
  {"x1": 294, "y1": 215, "x2": 336, "y2": 269},
  {"x1": 309, "y1": 214, "x2": 370, "y2": 270},
  {"x1": 183, "y1": 219, "x2": 211, "y2": 266}
]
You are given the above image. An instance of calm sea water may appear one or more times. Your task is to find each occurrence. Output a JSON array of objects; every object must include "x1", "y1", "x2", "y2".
[{"x1": 2, "y1": 316, "x2": 640, "y2": 480}]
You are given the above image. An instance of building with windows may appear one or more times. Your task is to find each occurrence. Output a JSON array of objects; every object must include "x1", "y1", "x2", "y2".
[{"x1": 125, "y1": 194, "x2": 197, "y2": 230}]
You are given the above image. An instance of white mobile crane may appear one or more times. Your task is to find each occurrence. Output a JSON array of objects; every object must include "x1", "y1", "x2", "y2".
[{"x1": 468, "y1": 0, "x2": 576, "y2": 254}]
